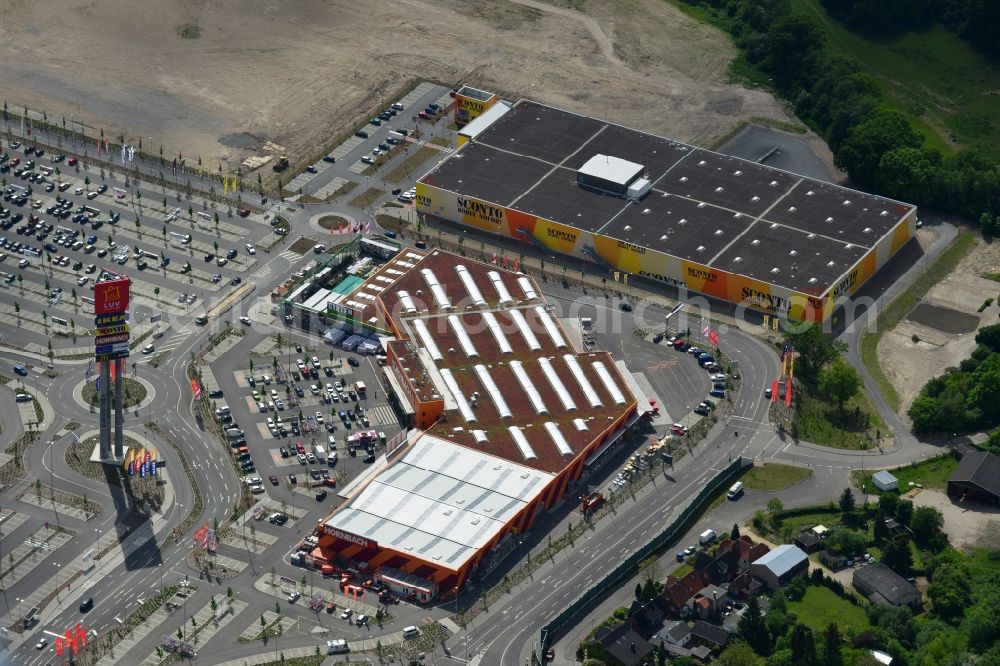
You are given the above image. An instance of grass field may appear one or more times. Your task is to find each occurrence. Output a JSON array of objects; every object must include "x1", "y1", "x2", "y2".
[
  {"x1": 348, "y1": 188, "x2": 384, "y2": 210},
  {"x1": 788, "y1": 0, "x2": 1000, "y2": 157},
  {"x1": 788, "y1": 585, "x2": 869, "y2": 633},
  {"x1": 742, "y1": 464, "x2": 814, "y2": 491},
  {"x1": 851, "y1": 453, "x2": 956, "y2": 493},
  {"x1": 795, "y1": 385, "x2": 887, "y2": 449},
  {"x1": 386, "y1": 147, "x2": 440, "y2": 184},
  {"x1": 859, "y1": 232, "x2": 976, "y2": 412}
]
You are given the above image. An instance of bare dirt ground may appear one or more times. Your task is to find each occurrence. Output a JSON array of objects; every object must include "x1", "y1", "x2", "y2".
[
  {"x1": 878, "y1": 231, "x2": 999, "y2": 416},
  {"x1": 906, "y1": 488, "x2": 1000, "y2": 549},
  {"x1": 0, "y1": 0, "x2": 792, "y2": 175}
]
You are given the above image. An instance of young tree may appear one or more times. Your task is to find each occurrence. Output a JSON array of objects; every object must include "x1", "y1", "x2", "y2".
[
  {"x1": 737, "y1": 598, "x2": 771, "y2": 655},
  {"x1": 790, "y1": 623, "x2": 817, "y2": 666},
  {"x1": 910, "y1": 506, "x2": 945, "y2": 548},
  {"x1": 839, "y1": 488, "x2": 856, "y2": 514},
  {"x1": 818, "y1": 360, "x2": 861, "y2": 410},
  {"x1": 881, "y1": 538, "x2": 914, "y2": 576},
  {"x1": 731, "y1": 523, "x2": 741, "y2": 540},
  {"x1": 822, "y1": 623, "x2": 842, "y2": 666},
  {"x1": 767, "y1": 497, "x2": 784, "y2": 516}
]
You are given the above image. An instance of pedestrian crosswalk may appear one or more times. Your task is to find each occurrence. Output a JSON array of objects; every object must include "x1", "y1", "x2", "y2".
[
  {"x1": 278, "y1": 249, "x2": 301, "y2": 262},
  {"x1": 367, "y1": 403, "x2": 398, "y2": 427}
]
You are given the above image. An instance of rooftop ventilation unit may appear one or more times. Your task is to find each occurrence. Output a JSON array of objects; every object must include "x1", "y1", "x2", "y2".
[{"x1": 398, "y1": 290, "x2": 418, "y2": 314}]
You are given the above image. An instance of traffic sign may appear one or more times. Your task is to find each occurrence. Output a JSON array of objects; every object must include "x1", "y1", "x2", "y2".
[
  {"x1": 94, "y1": 332, "x2": 130, "y2": 346},
  {"x1": 94, "y1": 313, "x2": 129, "y2": 327},
  {"x1": 94, "y1": 324, "x2": 129, "y2": 337}
]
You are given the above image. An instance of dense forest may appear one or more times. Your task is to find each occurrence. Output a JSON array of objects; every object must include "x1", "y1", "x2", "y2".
[{"x1": 681, "y1": 0, "x2": 1000, "y2": 223}]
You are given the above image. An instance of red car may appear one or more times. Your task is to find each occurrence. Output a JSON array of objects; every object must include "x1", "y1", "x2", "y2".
[
  {"x1": 671, "y1": 423, "x2": 688, "y2": 436},
  {"x1": 295, "y1": 441, "x2": 306, "y2": 455},
  {"x1": 672, "y1": 338, "x2": 686, "y2": 349},
  {"x1": 9, "y1": 157, "x2": 20, "y2": 168},
  {"x1": 67, "y1": 156, "x2": 78, "y2": 166},
  {"x1": 418, "y1": 111, "x2": 431, "y2": 120}
]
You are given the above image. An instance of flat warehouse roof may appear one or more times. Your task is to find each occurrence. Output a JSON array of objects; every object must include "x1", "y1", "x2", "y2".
[
  {"x1": 420, "y1": 100, "x2": 914, "y2": 296},
  {"x1": 324, "y1": 435, "x2": 553, "y2": 570}
]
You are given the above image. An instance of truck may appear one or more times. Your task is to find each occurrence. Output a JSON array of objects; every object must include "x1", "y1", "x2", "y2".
[
  {"x1": 579, "y1": 492, "x2": 605, "y2": 515},
  {"x1": 272, "y1": 155, "x2": 290, "y2": 172},
  {"x1": 354, "y1": 381, "x2": 366, "y2": 395},
  {"x1": 314, "y1": 444, "x2": 326, "y2": 463}
]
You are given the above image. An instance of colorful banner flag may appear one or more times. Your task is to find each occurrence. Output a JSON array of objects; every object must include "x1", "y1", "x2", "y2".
[
  {"x1": 190, "y1": 378, "x2": 201, "y2": 399},
  {"x1": 708, "y1": 329, "x2": 719, "y2": 346},
  {"x1": 780, "y1": 341, "x2": 790, "y2": 362},
  {"x1": 55, "y1": 638, "x2": 63, "y2": 657},
  {"x1": 502, "y1": 255, "x2": 508, "y2": 269},
  {"x1": 76, "y1": 623, "x2": 86, "y2": 647},
  {"x1": 513, "y1": 257, "x2": 519, "y2": 272},
  {"x1": 223, "y1": 176, "x2": 228, "y2": 195},
  {"x1": 231, "y1": 176, "x2": 237, "y2": 192}
]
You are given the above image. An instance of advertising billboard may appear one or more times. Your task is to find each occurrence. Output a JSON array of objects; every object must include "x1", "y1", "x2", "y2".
[{"x1": 94, "y1": 278, "x2": 130, "y2": 315}]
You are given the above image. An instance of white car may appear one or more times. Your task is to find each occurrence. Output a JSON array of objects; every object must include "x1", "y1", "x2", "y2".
[
  {"x1": 710, "y1": 373, "x2": 727, "y2": 382},
  {"x1": 74, "y1": 187, "x2": 84, "y2": 195},
  {"x1": 245, "y1": 243, "x2": 256, "y2": 255},
  {"x1": 360, "y1": 156, "x2": 375, "y2": 165},
  {"x1": 288, "y1": 591, "x2": 300, "y2": 603},
  {"x1": 270, "y1": 389, "x2": 279, "y2": 400},
  {"x1": 245, "y1": 476, "x2": 263, "y2": 486},
  {"x1": 267, "y1": 401, "x2": 276, "y2": 411},
  {"x1": 35, "y1": 637, "x2": 48, "y2": 650},
  {"x1": 240, "y1": 316, "x2": 252, "y2": 325},
  {"x1": 275, "y1": 399, "x2": 285, "y2": 411},
  {"x1": 310, "y1": 384, "x2": 320, "y2": 396},
  {"x1": 297, "y1": 453, "x2": 307, "y2": 464},
  {"x1": 142, "y1": 344, "x2": 155, "y2": 354},
  {"x1": 262, "y1": 374, "x2": 271, "y2": 384},
  {"x1": 258, "y1": 402, "x2": 268, "y2": 412},
  {"x1": 266, "y1": 417, "x2": 275, "y2": 428},
  {"x1": 314, "y1": 411, "x2": 324, "y2": 424}
]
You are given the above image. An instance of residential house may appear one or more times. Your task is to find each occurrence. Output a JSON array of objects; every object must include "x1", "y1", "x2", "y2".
[
  {"x1": 662, "y1": 570, "x2": 707, "y2": 616},
  {"x1": 655, "y1": 620, "x2": 692, "y2": 647},
  {"x1": 795, "y1": 531, "x2": 822, "y2": 553},
  {"x1": 628, "y1": 598, "x2": 667, "y2": 640},
  {"x1": 597, "y1": 623, "x2": 656, "y2": 666},
  {"x1": 749, "y1": 544, "x2": 809, "y2": 589},
  {"x1": 689, "y1": 584, "x2": 728, "y2": 619},
  {"x1": 853, "y1": 563, "x2": 921, "y2": 608},
  {"x1": 690, "y1": 620, "x2": 734, "y2": 650}
]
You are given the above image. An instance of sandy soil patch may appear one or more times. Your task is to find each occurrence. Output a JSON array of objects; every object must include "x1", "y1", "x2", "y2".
[
  {"x1": 906, "y1": 488, "x2": 1000, "y2": 549},
  {"x1": 877, "y1": 232, "x2": 999, "y2": 415},
  {"x1": 0, "y1": 0, "x2": 791, "y2": 177}
]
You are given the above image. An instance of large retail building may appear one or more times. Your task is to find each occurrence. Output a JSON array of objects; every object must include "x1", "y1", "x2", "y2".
[{"x1": 416, "y1": 100, "x2": 918, "y2": 323}]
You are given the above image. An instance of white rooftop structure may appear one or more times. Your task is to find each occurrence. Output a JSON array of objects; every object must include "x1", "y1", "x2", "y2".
[
  {"x1": 510, "y1": 309, "x2": 541, "y2": 351},
  {"x1": 412, "y1": 318, "x2": 442, "y2": 361},
  {"x1": 324, "y1": 435, "x2": 553, "y2": 570},
  {"x1": 455, "y1": 265, "x2": 486, "y2": 307},
  {"x1": 577, "y1": 154, "x2": 644, "y2": 187},
  {"x1": 488, "y1": 271, "x2": 514, "y2": 304},
  {"x1": 481, "y1": 311, "x2": 513, "y2": 354},
  {"x1": 458, "y1": 102, "x2": 510, "y2": 141},
  {"x1": 448, "y1": 315, "x2": 479, "y2": 358},
  {"x1": 534, "y1": 306, "x2": 567, "y2": 349},
  {"x1": 563, "y1": 354, "x2": 601, "y2": 408}
]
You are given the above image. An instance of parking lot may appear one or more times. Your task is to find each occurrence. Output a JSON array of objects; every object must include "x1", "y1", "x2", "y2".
[
  {"x1": 207, "y1": 330, "x2": 404, "y2": 511},
  {"x1": 0, "y1": 139, "x2": 278, "y2": 352}
]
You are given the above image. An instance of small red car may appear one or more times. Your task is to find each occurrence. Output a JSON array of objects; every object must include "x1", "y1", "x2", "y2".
[
  {"x1": 295, "y1": 441, "x2": 306, "y2": 455},
  {"x1": 67, "y1": 156, "x2": 78, "y2": 166}
]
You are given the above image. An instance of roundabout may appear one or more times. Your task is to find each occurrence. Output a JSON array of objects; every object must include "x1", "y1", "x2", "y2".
[{"x1": 75, "y1": 374, "x2": 156, "y2": 412}]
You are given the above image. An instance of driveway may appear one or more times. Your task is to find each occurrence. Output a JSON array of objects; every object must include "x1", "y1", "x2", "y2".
[{"x1": 906, "y1": 488, "x2": 1000, "y2": 549}]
